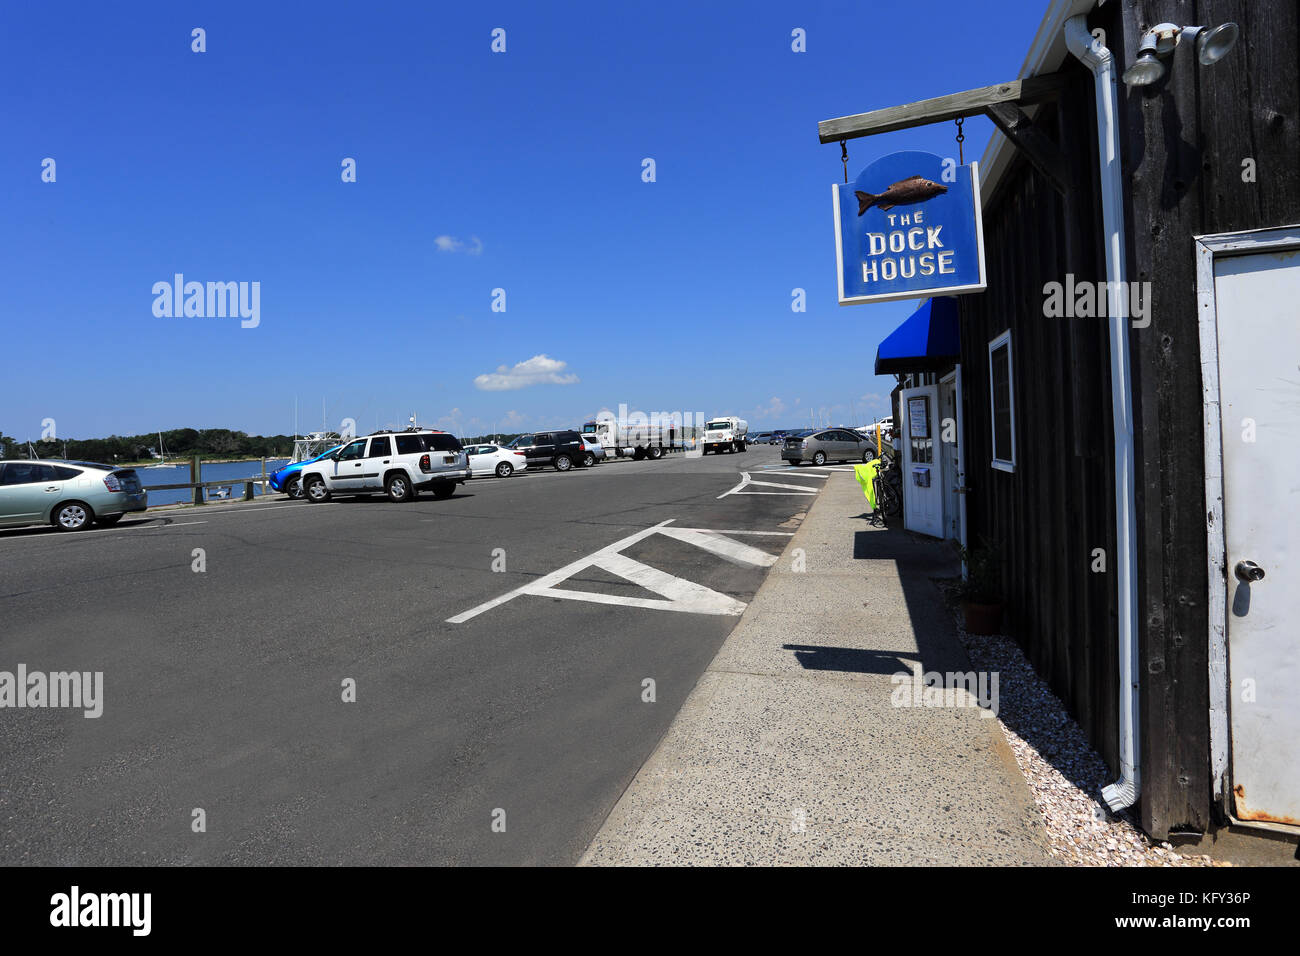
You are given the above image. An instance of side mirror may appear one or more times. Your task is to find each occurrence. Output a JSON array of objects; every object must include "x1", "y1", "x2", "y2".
[{"x1": 329, "y1": 452, "x2": 340, "y2": 461}]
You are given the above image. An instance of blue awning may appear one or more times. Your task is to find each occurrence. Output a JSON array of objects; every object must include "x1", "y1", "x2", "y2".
[{"x1": 873, "y1": 297, "x2": 961, "y2": 375}]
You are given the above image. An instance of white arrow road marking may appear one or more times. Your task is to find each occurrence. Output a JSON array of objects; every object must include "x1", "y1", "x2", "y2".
[
  {"x1": 447, "y1": 518, "x2": 777, "y2": 623},
  {"x1": 535, "y1": 552, "x2": 745, "y2": 615},
  {"x1": 718, "y1": 472, "x2": 822, "y2": 498}
]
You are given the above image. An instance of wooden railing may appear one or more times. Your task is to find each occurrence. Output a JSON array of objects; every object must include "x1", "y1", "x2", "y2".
[{"x1": 141, "y1": 456, "x2": 274, "y2": 505}]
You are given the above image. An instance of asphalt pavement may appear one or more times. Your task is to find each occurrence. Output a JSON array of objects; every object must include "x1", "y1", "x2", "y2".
[{"x1": 0, "y1": 444, "x2": 821, "y2": 864}]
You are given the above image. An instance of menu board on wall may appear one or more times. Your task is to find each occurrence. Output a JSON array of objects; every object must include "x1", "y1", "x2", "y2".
[{"x1": 908, "y1": 397, "x2": 930, "y2": 439}]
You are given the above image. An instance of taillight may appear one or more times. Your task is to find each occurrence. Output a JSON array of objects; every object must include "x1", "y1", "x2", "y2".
[
  {"x1": 419, "y1": 454, "x2": 431, "y2": 471},
  {"x1": 513, "y1": 451, "x2": 525, "y2": 457},
  {"x1": 103, "y1": 474, "x2": 122, "y2": 492}
]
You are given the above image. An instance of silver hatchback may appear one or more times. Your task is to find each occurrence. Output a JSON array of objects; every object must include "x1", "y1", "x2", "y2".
[
  {"x1": 781, "y1": 429, "x2": 878, "y2": 466},
  {"x1": 0, "y1": 460, "x2": 148, "y2": 531}
]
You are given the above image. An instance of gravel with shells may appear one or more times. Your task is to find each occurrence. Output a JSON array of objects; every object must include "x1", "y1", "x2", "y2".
[{"x1": 938, "y1": 580, "x2": 1223, "y2": 867}]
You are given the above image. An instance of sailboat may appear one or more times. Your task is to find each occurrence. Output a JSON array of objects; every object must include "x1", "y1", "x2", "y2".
[{"x1": 144, "y1": 432, "x2": 176, "y2": 468}]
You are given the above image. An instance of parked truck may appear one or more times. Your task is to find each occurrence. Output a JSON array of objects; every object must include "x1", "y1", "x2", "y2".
[
  {"x1": 702, "y1": 417, "x2": 748, "y2": 455},
  {"x1": 580, "y1": 417, "x2": 685, "y2": 461}
]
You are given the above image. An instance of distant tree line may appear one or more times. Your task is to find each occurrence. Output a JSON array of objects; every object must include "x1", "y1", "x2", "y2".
[{"x1": 0, "y1": 429, "x2": 295, "y2": 463}]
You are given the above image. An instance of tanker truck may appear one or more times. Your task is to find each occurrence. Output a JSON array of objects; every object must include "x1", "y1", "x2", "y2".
[{"x1": 702, "y1": 417, "x2": 748, "y2": 455}]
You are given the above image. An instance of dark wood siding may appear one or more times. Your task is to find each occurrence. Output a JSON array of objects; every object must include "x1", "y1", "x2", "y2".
[
  {"x1": 959, "y1": 0, "x2": 1299, "y2": 839},
  {"x1": 1120, "y1": 0, "x2": 1300, "y2": 837},
  {"x1": 958, "y1": 62, "x2": 1121, "y2": 776}
]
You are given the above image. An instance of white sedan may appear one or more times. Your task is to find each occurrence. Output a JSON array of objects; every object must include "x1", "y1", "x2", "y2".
[{"x1": 465, "y1": 444, "x2": 528, "y2": 478}]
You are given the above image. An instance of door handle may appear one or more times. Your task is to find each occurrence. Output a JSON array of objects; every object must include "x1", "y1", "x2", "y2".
[{"x1": 1235, "y1": 560, "x2": 1265, "y2": 583}]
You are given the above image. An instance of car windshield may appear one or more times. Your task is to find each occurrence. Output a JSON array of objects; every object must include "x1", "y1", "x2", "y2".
[{"x1": 706, "y1": 421, "x2": 730, "y2": 430}]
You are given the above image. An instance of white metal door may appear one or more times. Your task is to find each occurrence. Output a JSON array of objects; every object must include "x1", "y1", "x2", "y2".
[
  {"x1": 1215, "y1": 246, "x2": 1300, "y2": 827},
  {"x1": 900, "y1": 384, "x2": 943, "y2": 538}
]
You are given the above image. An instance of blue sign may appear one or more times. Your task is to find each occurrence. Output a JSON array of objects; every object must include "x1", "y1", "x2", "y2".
[{"x1": 833, "y1": 150, "x2": 986, "y2": 305}]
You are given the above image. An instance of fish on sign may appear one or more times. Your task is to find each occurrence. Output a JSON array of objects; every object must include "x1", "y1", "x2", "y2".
[{"x1": 832, "y1": 150, "x2": 986, "y2": 305}]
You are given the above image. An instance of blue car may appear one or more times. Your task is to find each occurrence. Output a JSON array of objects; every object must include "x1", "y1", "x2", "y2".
[{"x1": 269, "y1": 445, "x2": 343, "y2": 499}]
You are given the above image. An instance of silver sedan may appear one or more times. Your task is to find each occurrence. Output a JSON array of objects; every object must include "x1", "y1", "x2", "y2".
[
  {"x1": 781, "y1": 429, "x2": 879, "y2": 466},
  {"x1": 0, "y1": 460, "x2": 148, "y2": 531}
]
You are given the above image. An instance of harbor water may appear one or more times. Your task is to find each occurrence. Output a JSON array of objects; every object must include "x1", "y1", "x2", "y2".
[{"x1": 136, "y1": 459, "x2": 290, "y2": 507}]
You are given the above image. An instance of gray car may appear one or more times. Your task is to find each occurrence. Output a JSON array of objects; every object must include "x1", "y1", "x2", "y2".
[
  {"x1": 781, "y1": 429, "x2": 877, "y2": 466},
  {"x1": 0, "y1": 460, "x2": 148, "y2": 531}
]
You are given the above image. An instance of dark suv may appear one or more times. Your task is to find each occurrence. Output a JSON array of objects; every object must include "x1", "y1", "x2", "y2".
[{"x1": 506, "y1": 430, "x2": 586, "y2": 472}]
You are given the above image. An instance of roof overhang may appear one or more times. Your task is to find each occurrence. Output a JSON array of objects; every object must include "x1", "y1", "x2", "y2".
[{"x1": 977, "y1": 0, "x2": 1098, "y2": 208}]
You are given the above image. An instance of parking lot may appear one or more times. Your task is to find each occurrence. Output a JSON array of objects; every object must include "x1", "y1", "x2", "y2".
[{"x1": 0, "y1": 444, "x2": 834, "y2": 864}]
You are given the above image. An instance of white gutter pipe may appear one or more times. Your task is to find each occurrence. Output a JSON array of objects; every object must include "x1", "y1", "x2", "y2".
[{"x1": 1063, "y1": 14, "x2": 1141, "y2": 812}]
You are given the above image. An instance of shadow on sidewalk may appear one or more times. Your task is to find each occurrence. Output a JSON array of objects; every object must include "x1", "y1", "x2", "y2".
[
  {"x1": 782, "y1": 644, "x2": 920, "y2": 676},
  {"x1": 847, "y1": 519, "x2": 1117, "y2": 817}
]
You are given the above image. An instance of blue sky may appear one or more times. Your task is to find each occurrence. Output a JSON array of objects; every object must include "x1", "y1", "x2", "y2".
[{"x1": 1, "y1": 0, "x2": 1047, "y2": 440}]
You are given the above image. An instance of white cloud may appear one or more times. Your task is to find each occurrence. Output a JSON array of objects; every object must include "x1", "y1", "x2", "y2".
[
  {"x1": 434, "y1": 234, "x2": 484, "y2": 255},
  {"x1": 754, "y1": 396, "x2": 787, "y2": 419},
  {"x1": 474, "y1": 354, "x2": 580, "y2": 391}
]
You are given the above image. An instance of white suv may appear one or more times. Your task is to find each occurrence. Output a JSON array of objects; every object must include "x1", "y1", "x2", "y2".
[{"x1": 299, "y1": 429, "x2": 470, "y2": 503}]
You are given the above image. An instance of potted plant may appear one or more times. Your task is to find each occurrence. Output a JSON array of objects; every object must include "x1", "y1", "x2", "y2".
[{"x1": 955, "y1": 537, "x2": 1004, "y2": 635}]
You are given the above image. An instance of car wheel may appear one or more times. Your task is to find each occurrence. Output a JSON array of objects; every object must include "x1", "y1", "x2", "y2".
[
  {"x1": 53, "y1": 501, "x2": 92, "y2": 531},
  {"x1": 386, "y1": 473, "x2": 413, "y2": 502},
  {"x1": 496, "y1": 461, "x2": 514, "y2": 478},
  {"x1": 432, "y1": 481, "x2": 455, "y2": 499},
  {"x1": 304, "y1": 476, "x2": 330, "y2": 503},
  {"x1": 862, "y1": 449, "x2": 876, "y2": 463},
  {"x1": 583, "y1": 453, "x2": 596, "y2": 467},
  {"x1": 285, "y1": 476, "x2": 303, "y2": 500},
  {"x1": 812, "y1": 451, "x2": 827, "y2": 466},
  {"x1": 96, "y1": 514, "x2": 123, "y2": 526},
  {"x1": 555, "y1": 454, "x2": 573, "y2": 471}
]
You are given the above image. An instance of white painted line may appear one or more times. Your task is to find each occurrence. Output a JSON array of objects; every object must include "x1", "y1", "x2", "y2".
[
  {"x1": 670, "y1": 528, "x2": 794, "y2": 536},
  {"x1": 744, "y1": 478, "x2": 821, "y2": 493},
  {"x1": 657, "y1": 527, "x2": 778, "y2": 567},
  {"x1": 446, "y1": 519, "x2": 676, "y2": 623},
  {"x1": 446, "y1": 518, "x2": 784, "y2": 623},
  {"x1": 585, "y1": 551, "x2": 744, "y2": 614},
  {"x1": 717, "y1": 472, "x2": 752, "y2": 498},
  {"x1": 718, "y1": 471, "x2": 825, "y2": 498},
  {"x1": 526, "y1": 586, "x2": 743, "y2": 616}
]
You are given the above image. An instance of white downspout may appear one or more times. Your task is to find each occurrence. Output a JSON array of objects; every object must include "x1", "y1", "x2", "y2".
[{"x1": 1064, "y1": 15, "x2": 1141, "y2": 812}]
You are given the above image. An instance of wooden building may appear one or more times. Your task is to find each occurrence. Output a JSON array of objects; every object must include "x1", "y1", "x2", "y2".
[{"x1": 859, "y1": 0, "x2": 1299, "y2": 841}]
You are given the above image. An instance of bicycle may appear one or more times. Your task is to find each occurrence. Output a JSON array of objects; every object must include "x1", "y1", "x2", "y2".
[{"x1": 870, "y1": 453, "x2": 903, "y2": 527}]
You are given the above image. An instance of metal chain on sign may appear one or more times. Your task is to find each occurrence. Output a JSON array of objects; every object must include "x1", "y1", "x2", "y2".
[
  {"x1": 840, "y1": 139, "x2": 849, "y2": 183},
  {"x1": 955, "y1": 116, "x2": 965, "y2": 165}
]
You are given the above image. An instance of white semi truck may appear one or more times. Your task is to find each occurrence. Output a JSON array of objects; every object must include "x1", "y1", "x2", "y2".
[
  {"x1": 580, "y1": 417, "x2": 685, "y2": 461},
  {"x1": 702, "y1": 417, "x2": 748, "y2": 455}
]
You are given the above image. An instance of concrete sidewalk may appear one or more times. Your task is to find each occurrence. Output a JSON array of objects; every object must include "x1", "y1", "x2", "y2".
[{"x1": 581, "y1": 471, "x2": 1054, "y2": 865}]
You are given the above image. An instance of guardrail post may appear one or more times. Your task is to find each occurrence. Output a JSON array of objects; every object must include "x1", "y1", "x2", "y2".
[
  {"x1": 191, "y1": 455, "x2": 204, "y2": 505},
  {"x1": 243, "y1": 480, "x2": 254, "y2": 501}
]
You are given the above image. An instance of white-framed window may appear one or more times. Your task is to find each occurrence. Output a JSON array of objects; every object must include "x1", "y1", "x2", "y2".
[{"x1": 988, "y1": 330, "x2": 1016, "y2": 472}]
